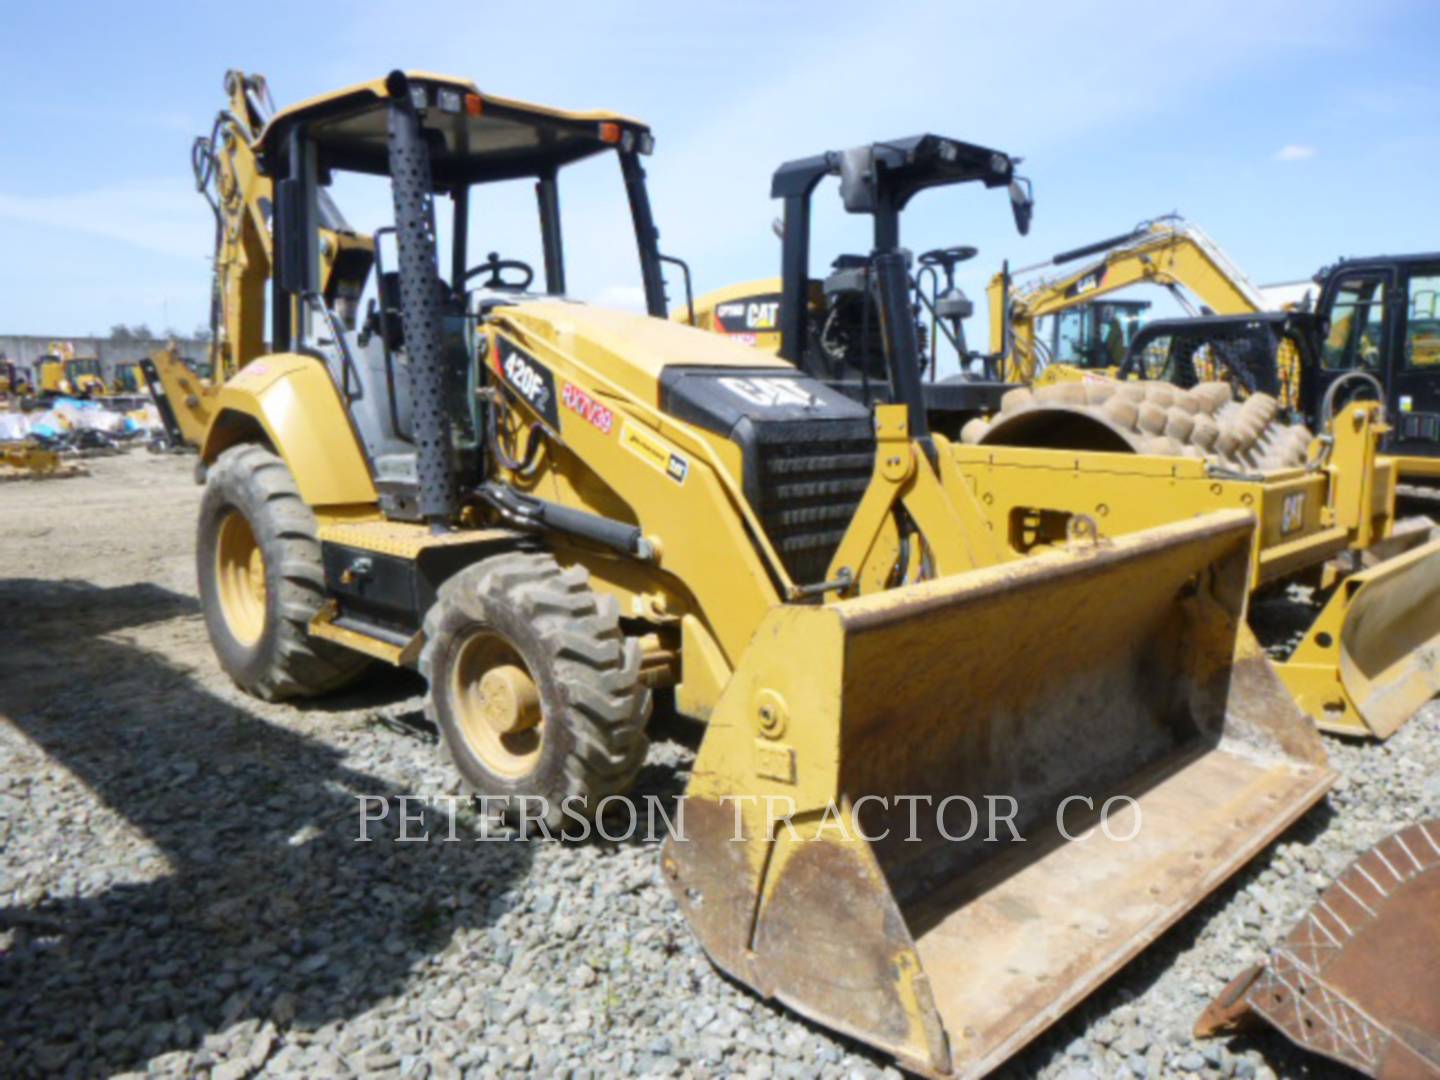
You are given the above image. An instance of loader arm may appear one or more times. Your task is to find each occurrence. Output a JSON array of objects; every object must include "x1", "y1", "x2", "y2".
[{"x1": 991, "y1": 217, "x2": 1269, "y2": 381}]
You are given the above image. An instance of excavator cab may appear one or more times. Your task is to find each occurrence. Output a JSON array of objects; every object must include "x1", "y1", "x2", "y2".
[{"x1": 1046, "y1": 297, "x2": 1152, "y2": 369}]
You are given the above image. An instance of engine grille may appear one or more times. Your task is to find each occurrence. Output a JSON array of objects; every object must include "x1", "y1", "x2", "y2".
[{"x1": 750, "y1": 424, "x2": 875, "y2": 588}]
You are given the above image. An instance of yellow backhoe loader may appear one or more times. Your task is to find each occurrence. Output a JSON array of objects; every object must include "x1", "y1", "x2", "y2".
[
  {"x1": 689, "y1": 144, "x2": 1440, "y2": 741},
  {"x1": 187, "y1": 76, "x2": 1332, "y2": 1077},
  {"x1": 36, "y1": 342, "x2": 107, "y2": 398}
]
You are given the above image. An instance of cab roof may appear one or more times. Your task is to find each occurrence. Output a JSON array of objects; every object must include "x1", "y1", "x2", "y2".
[
  {"x1": 256, "y1": 71, "x2": 651, "y2": 187},
  {"x1": 771, "y1": 134, "x2": 1017, "y2": 207}
]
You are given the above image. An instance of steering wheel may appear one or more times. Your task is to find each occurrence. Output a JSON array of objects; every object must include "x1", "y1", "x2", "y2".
[
  {"x1": 919, "y1": 246, "x2": 979, "y2": 271},
  {"x1": 1320, "y1": 370, "x2": 1386, "y2": 429},
  {"x1": 465, "y1": 251, "x2": 535, "y2": 292}
]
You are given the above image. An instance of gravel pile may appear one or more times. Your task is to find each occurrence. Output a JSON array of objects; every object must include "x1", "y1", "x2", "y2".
[{"x1": 3, "y1": 452, "x2": 1437, "y2": 1079}]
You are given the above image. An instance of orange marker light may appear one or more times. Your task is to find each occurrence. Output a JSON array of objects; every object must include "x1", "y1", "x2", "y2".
[
  {"x1": 598, "y1": 122, "x2": 621, "y2": 144},
  {"x1": 464, "y1": 93, "x2": 483, "y2": 116}
]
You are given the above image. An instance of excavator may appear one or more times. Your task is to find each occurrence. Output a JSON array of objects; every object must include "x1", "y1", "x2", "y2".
[
  {"x1": 689, "y1": 144, "x2": 1440, "y2": 741},
  {"x1": 987, "y1": 215, "x2": 1281, "y2": 384},
  {"x1": 185, "y1": 72, "x2": 1332, "y2": 1077}
]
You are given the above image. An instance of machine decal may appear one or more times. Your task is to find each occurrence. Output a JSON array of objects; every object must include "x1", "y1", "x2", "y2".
[
  {"x1": 1280, "y1": 492, "x2": 1306, "y2": 535},
  {"x1": 1066, "y1": 267, "x2": 1108, "y2": 298},
  {"x1": 561, "y1": 381, "x2": 615, "y2": 435},
  {"x1": 620, "y1": 420, "x2": 688, "y2": 484},
  {"x1": 496, "y1": 339, "x2": 560, "y2": 429},
  {"x1": 712, "y1": 293, "x2": 780, "y2": 346},
  {"x1": 715, "y1": 296, "x2": 780, "y2": 333},
  {"x1": 718, "y1": 375, "x2": 817, "y2": 409}
]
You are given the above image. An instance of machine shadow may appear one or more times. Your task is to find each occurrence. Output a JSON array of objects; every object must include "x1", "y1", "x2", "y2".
[{"x1": 0, "y1": 578, "x2": 534, "y2": 1075}]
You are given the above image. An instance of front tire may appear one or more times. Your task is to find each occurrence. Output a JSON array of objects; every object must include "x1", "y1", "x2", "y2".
[
  {"x1": 421, "y1": 552, "x2": 651, "y2": 831},
  {"x1": 197, "y1": 443, "x2": 369, "y2": 700}
]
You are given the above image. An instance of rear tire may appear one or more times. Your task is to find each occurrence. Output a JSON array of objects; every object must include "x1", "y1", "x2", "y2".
[
  {"x1": 197, "y1": 443, "x2": 369, "y2": 701},
  {"x1": 421, "y1": 551, "x2": 651, "y2": 832}
]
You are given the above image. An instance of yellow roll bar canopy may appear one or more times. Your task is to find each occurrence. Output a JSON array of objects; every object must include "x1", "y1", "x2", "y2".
[{"x1": 255, "y1": 72, "x2": 653, "y2": 185}]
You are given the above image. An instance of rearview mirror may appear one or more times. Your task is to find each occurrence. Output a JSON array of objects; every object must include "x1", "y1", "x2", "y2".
[{"x1": 1009, "y1": 177, "x2": 1034, "y2": 236}]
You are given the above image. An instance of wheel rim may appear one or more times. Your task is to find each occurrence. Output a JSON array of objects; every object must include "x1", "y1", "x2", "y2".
[
  {"x1": 215, "y1": 508, "x2": 267, "y2": 646},
  {"x1": 450, "y1": 631, "x2": 544, "y2": 780}
]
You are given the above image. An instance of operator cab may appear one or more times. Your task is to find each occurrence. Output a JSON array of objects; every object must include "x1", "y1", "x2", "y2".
[
  {"x1": 1306, "y1": 253, "x2": 1440, "y2": 461},
  {"x1": 770, "y1": 134, "x2": 1033, "y2": 437},
  {"x1": 255, "y1": 71, "x2": 670, "y2": 521},
  {"x1": 1044, "y1": 298, "x2": 1152, "y2": 370}
]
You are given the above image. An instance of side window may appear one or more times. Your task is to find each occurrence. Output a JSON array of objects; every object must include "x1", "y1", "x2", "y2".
[
  {"x1": 1321, "y1": 276, "x2": 1387, "y2": 370},
  {"x1": 1051, "y1": 308, "x2": 1091, "y2": 365},
  {"x1": 1405, "y1": 272, "x2": 1440, "y2": 369}
]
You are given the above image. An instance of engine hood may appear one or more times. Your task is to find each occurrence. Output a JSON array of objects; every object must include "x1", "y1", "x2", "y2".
[{"x1": 494, "y1": 299, "x2": 791, "y2": 406}]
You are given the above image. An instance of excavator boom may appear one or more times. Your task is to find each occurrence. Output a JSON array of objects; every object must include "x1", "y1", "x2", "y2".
[{"x1": 990, "y1": 215, "x2": 1270, "y2": 381}]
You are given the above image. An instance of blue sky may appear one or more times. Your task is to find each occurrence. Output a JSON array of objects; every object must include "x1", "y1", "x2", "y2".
[{"x1": 1, "y1": 0, "x2": 1437, "y2": 346}]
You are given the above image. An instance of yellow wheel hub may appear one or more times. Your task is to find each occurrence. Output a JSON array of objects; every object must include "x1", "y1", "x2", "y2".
[
  {"x1": 451, "y1": 632, "x2": 543, "y2": 779},
  {"x1": 215, "y1": 508, "x2": 267, "y2": 646}
]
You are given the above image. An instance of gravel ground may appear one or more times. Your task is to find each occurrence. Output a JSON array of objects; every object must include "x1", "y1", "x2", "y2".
[{"x1": 2, "y1": 450, "x2": 1437, "y2": 1079}]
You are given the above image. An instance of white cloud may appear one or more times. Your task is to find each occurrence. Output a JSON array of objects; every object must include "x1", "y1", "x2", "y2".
[
  {"x1": 1273, "y1": 144, "x2": 1317, "y2": 162},
  {"x1": 0, "y1": 180, "x2": 211, "y2": 259}
]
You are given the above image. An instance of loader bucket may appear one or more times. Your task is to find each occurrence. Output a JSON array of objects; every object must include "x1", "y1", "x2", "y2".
[
  {"x1": 664, "y1": 509, "x2": 1333, "y2": 1078},
  {"x1": 1276, "y1": 535, "x2": 1440, "y2": 739}
]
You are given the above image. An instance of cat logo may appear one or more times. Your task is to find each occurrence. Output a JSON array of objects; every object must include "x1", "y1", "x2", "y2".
[
  {"x1": 621, "y1": 420, "x2": 688, "y2": 485},
  {"x1": 714, "y1": 293, "x2": 782, "y2": 336},
  {"x1": 718, "y1": 376, "x2": 816, "y2": 409},
  {"x1": 744, "y1": 301, "x2": 779, "y2": 330},
  {"x1": 1068, "y1": 267, "x2": 1108, "y2": 297}
]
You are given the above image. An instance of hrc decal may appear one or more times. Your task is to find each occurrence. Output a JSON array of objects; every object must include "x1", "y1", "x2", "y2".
[
  {"x1": 620, "y1": 420, "x2": 688, "y2": 485},
  {"x1": 561, "y1": 381, "x2": 615, "y2": 435},
  {"x1": 495, "y1": 339, "x2": 560, "y2": 429}
]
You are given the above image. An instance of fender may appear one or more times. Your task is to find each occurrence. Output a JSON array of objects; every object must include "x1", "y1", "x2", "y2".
[{"x1": 201, "y1": 353, "x2": 377, "y2": 508}]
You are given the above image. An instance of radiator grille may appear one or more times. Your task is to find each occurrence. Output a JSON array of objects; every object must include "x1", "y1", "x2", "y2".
[{"x1": 753, "y1": 435, "x2": 874, "y2": 587}]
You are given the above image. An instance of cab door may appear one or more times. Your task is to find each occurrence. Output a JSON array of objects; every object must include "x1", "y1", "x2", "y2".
[
  {"x1": 1389, "y1": 263, "x2": 1440, "y2": 457},
  {"x1": 1307, "y1": 267, "x2": 1395, "y2": 425}
]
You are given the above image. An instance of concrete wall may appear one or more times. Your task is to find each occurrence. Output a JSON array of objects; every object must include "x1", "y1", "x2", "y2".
[{"x1": 0, "y1": 336, "x2": 209, "y2": 380}]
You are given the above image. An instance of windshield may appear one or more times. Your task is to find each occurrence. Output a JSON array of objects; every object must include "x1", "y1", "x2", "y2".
[
  {"x1": 1047, "y1": 302, "x2": 1149, "y2": 368},
  {"x1": 327, "y1": 146, "x2": 652, "y2": 320}
]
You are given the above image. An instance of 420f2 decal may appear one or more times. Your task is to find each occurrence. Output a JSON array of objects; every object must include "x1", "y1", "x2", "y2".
[{"x1": 494, "y1": 339, "x2": 561, "y2": 430}]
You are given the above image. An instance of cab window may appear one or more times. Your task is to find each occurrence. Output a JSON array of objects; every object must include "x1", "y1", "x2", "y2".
[
  {"x1": 1321, "y1": 276, "x2": 1387, "y2": 371},
  {"x1": 1405, "y1": 272, "x2": 1440, "y2": 369}
]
